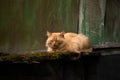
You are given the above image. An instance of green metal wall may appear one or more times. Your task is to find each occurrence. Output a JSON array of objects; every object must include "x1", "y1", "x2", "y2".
[
  {"x1": 79, "y1": 0, "x2": 105, "y2": 45},
  {"x1": 79, "y1": 0, "x2": 120, "y2": 47},
  {"x1": 104, "y1": 0, "x2": 120, "y2": 44},
  {"x1": 0, "y1": 0, "x2": 79, "y2": 53},
  {"x1": 0, "y1": 0, "x2": 120, "y2": 53}
]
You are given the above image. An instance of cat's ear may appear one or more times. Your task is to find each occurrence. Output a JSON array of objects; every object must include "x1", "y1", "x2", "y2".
[
  {"x1": 60, "y1": 31, "x2": 65, "y2": 38},
  {"x1": 47, "y1": 31, "x2": 52, "y2": 37}
]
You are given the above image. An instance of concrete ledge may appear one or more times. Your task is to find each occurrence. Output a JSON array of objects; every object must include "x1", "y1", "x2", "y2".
[
  {"x1": 0, "y1": 47, "x2": 120, "y2": 63},
  {"x1": 0, "y1": 52, "x2": 80, "y2": 63}
]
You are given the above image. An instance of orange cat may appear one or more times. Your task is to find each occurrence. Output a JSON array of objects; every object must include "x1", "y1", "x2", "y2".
[{"x1": 46, "y1": 31, "x2": 92, "y2": 53}]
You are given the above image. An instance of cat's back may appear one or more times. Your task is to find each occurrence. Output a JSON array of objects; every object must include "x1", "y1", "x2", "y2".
[{"x1": 64, "y1": 32, "x2": 78, "y2": 38}]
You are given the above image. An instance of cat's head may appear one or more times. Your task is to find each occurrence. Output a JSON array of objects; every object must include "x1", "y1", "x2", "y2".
[{"x1": 46, "y1": 31, "x2": 65, "y2": 49}]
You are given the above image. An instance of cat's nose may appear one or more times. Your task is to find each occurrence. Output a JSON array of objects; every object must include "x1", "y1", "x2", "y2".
[
  {"x1": 53, "y1": 44, "x2": 57, "y2": 47},
  {"x1": 53, "y1": 44, "x2": 58, "y2": 48}
]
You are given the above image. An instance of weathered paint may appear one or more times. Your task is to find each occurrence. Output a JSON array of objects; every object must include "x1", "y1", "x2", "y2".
[
  {"x1": 78, "y1": 0, "x2": 86, "y2": 34},
  {"x1": 79, "y1": 0, "x2": 103, "y2": 45},
  {"x1": 105, "y1": 0, "x2": 120, "y2": 43},
  {"x1": 99, "y1": 0, "x2": 106, "y2": 45},
  {"x1": 79, "y1": 0, "x2": 120, "y2": 47},
  {"x1": 0, "y1": 0, "x2": 79, "y2": 53}
]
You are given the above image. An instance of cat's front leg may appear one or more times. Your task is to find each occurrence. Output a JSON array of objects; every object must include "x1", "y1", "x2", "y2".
[{"x1": 47, "y1": 47, "x2": 54, "y2": 53}]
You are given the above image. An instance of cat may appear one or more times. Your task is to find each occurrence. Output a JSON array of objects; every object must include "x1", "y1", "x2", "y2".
[{"x1": 46, "y1": 31, "x2": 92, "y2": 54}]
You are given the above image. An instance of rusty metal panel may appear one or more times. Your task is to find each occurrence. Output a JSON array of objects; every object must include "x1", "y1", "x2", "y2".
[{"x1": 0, "y1": 0, "x2": 79, "y2": 53}]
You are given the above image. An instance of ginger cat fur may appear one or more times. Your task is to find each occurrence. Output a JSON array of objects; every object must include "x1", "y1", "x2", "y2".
[{"x1": 46, "y1": 31, "x2": 92, "y2": 54}]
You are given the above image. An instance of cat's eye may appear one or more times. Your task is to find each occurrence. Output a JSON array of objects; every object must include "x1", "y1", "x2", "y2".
[
  {"x1": 48, "y1": 43, "x2": 51, "y2": 45},
  {"x1": 48, "y1": 42, "x2": 52, "y2": 45},
  {"x1": 50, "y1": 40, "x2": 54, "y2": 42}
]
